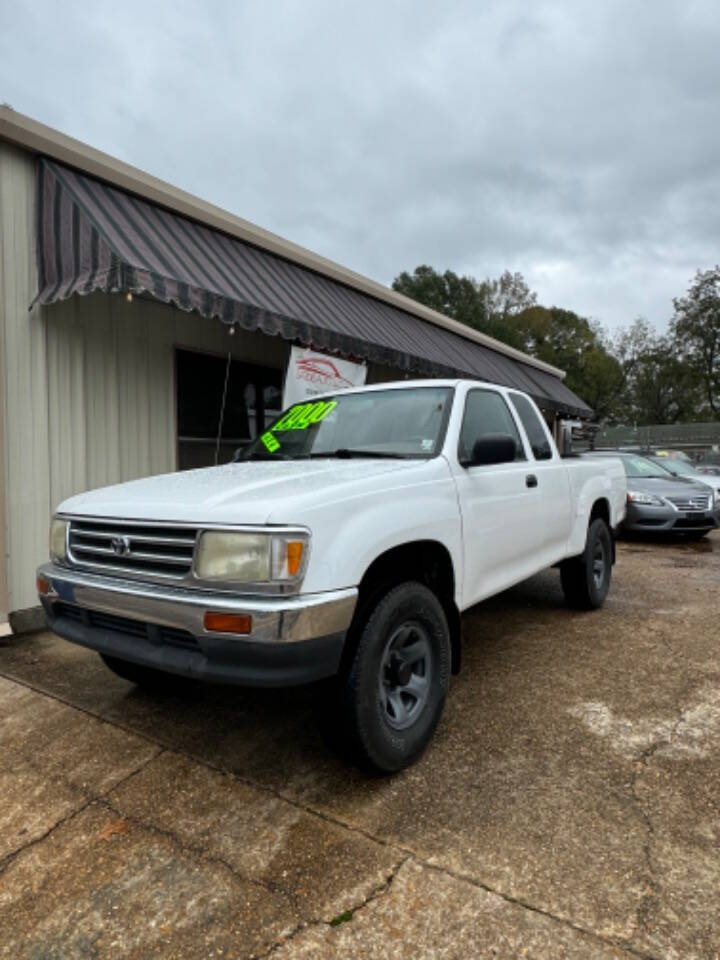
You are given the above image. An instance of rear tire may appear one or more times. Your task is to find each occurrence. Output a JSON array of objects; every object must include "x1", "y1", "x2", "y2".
[
  {"x1": 560, "y1": 518, "x2": 613, "y2": 610},
  {"x1": 334, "y1": 581, "x2": 451, "y2": 773},
  {"x1": 100, "y1": 653, "x2": 190, "y2": 691}
]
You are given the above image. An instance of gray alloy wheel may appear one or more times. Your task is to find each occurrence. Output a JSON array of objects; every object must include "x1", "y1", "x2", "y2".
[
  {"x1": 378, "y1": 621, "x2": 433, "y2": 730},
  {"x1": 592, "y1": 538, "x2": 607, "y2": 591}
]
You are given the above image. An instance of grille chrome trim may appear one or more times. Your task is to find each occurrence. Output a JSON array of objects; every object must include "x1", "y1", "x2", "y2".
[
  {"x1": 68, "y1": 518, "x2": 198, "y2": 581},
  {"x1": 666, "y1": 495, "x2": 711, "y2": 512}
]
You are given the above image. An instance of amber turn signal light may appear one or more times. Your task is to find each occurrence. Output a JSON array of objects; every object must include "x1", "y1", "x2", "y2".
[
  {"x1": 286, "y1": 540, "x2": 304, "y2": 577},
  {"x1": 37, "y1": 575, "x2": 51, "y2": 596},
  {"x1": 203, "y1": 612, "x2": 252, "y2": 634}
]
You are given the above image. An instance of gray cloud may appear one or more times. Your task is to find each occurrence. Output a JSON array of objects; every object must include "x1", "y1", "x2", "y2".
[{"x1": 2, "y1": 0, "x2": 718, "y2": 332}]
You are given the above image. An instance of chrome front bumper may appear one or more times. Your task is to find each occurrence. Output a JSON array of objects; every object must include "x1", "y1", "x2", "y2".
[
  {"x1": 37, "y1": 563, "x2": 358, "y2": 687},
  {"x1": 38, "y1": 563, "x2": 357, "y2": 643}
]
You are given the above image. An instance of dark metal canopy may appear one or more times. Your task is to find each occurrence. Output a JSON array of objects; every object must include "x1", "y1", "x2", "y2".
[{"x1": 33, "y1": 158, "x2": 592, "y2": 417}]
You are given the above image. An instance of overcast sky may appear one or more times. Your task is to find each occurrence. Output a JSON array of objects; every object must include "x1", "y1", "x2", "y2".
[{"x1": 2, "y1": 0, "x2": 718, "y2": 334}]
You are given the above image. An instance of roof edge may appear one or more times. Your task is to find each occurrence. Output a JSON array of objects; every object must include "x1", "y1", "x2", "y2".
[{"x1": 0, "y1": 106, "x2": 566, "y2": 380}]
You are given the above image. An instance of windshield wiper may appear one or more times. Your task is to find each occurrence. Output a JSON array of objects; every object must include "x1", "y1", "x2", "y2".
[{"x1": 309, "y1": 448, "x2": 411, "y2": 459}]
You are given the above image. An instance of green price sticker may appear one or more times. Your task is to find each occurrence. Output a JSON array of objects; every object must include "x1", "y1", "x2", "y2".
[
  {"x1": 260, "y1": 432, "x2": 281, "y2": 453},
  {"x1": 259, "y1": 399, "x2": 338, "y2": 454}
]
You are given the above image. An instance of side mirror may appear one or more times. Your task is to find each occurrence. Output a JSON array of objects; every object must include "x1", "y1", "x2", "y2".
[
  {"x1": 462, "y1": 433, "x2": 517, "y2": 467},
  {"x1": 232, "y1": 445, "x2": 247, "y2": 463}
]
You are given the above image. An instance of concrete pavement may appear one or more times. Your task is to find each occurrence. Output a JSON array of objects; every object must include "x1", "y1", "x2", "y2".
[{"x1": 1, "y1": 534, "x2": 719, "y2": 958}]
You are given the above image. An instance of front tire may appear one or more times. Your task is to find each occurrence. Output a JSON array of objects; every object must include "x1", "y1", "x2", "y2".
[
  {"x1": 560, "y1": 518, "x2": 613, "y2": 610},
  {"x1": 335, "y1": 582, "x2": 451, "y2": 773}
]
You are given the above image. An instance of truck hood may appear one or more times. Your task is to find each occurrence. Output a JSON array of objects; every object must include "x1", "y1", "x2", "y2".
[{"x1": 58, "y1": 458, "x2": 429, "y2": 525}]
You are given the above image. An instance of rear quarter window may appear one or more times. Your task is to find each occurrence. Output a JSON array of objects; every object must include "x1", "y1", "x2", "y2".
[{"x1": 508, "y1": 394, "x2": 553, "y2": 461}]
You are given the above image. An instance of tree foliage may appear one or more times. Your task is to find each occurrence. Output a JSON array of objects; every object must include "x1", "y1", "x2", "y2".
[
  {"x1": 513, "y1": 306, "x2": 623, "y2": 422},
  {"x1": 478, "y1": 270, "x2": 537, "y2": 325},
  {"x1": 392, "y1": 263, "x2": 720, "y2": 426},
  {"x1": 392, "y1": 265, "x2": 526, "y2": 346},
  {"x1": 670, "y1": 266, "x2": 720, "y2": 416},
  {"x1": 614, "y1": 318, "x2": 700, "y2": 425}
]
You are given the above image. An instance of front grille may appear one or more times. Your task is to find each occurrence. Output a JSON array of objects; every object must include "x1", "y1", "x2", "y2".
[
  {"x1": 666, "y1": 495, "x2": 711, "y2": 512},
  {"x1": 54, "y1": 602, "x2": 198, "y2": 650},
  {"x1": 68, "y1": 518, "x2": 198, "y2": 580}
]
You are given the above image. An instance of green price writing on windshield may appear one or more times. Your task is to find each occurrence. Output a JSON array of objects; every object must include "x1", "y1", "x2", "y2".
[
  {"x1": 260, "y1": 399, "x2": 338, "y2": 453},
  {"x1": 272, "y1": 400, "x2": 338, "y2": 432}
]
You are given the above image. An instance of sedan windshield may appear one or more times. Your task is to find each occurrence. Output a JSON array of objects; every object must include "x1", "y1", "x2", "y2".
[
  {"x1": 622, "y1": 455, "x2": 675, "y2": 479},
  {"x1": 650, "y1": 458, "x2": 696, "y2": 478},
  {"x1": 240, "y1": 386, "x2": 453, "y2": 461}
]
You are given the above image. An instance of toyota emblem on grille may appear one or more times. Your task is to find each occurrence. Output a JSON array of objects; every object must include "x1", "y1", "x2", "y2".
[{"x1": 110, "y1": 535, "x2": 131, "y2": 557}]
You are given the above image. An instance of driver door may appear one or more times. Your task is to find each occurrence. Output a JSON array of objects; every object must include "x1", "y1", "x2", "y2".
[{"x1": 452, "y1": 388, "x2": 542, "y2": 607}]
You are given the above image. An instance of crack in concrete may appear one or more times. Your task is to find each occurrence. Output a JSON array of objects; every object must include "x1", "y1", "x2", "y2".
[
  {"x1": 0, "y1": 671, "x2": 666, "y2": 960},
  {"x1": 95, "y1": 796, "x2": 298, "y2": 912},
  {"x1": 0, "y1": 747, "x2": 162, "y2": 878},
  {"x1": 250, "y1": 855, "x2": 409, "y2": 960},
  {"x1": 624, "y1": 684, "x2": 698, "y2": 945},
  {"x1": 408, "y1": 859, "x2": 661, "y2": 960}
]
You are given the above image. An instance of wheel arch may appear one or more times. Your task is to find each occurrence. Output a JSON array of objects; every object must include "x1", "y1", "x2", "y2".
[{"x1": 349, "y1": 540, "x2": 462, "y2": 675}]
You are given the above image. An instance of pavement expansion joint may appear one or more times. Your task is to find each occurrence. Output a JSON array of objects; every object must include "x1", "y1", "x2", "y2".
[
  {"x1": 408, "y1": 857, "x2": 662, "y2": 960},
  {"x1": 0, "y1": 795, "x2": 96, "y2": 878},
  {"x1": 0, "y1": 743, "x2": 163, "y2": 878}
]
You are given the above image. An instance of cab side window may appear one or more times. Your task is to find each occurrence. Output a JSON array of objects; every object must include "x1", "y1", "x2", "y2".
[
  {"x1": 508, "y1": 393, "x2": 553, "y2": 460},
  {"x1": 458, "y1": 390, "x2": 526, "y2": 464}
]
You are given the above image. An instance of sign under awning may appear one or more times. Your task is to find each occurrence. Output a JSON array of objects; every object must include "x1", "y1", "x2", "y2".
[
  {"x1": 283, "y1": 347, "x2": 367, "y2": 408},
  {"x1": 32, "y1": 157, "x2": 592, "y2": 417}
]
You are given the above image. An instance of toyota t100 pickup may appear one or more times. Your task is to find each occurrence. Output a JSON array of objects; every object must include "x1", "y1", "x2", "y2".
[{"x1": 38, "y1": 380, "x2": 625, "y2": 771}]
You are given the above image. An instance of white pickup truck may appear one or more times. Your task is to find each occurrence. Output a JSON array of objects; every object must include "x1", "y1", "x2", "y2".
[{"x1": 38, "y1": 380, "x2": 625, "y2": 771}]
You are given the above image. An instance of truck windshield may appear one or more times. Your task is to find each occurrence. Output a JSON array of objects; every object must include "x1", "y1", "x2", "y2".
[{"x1": 239, "y1": 386, "x2": 453, "y2": 461}]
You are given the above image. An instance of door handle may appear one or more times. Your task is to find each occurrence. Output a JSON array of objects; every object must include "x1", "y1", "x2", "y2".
[{"x1": 526, "y1": 474, "x2": 538, "y2": 488}]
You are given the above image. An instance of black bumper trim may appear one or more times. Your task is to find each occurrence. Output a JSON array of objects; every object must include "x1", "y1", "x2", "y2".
[{"x1": 43, "y1": 601, "x2": 346, "y2": 688}]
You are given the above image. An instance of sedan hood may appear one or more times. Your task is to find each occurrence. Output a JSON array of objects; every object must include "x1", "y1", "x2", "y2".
[
  {"x1": 628, "y1": 475, "x2": 715, "y2": 500},
  {"x1": 58, "y1": 458, "x2": 429, "y2": 525}
]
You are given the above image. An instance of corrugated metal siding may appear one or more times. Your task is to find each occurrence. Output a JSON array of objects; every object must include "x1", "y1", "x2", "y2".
[
  {"x1": 0, "y1": 142, "x2": 291, "y2": 613},
  {"x1": 0, "y1": 143, "x2": 51, "y2": 616},
  {"x1": 0, "y1": 149, "x2": 8, "y2": 620}
]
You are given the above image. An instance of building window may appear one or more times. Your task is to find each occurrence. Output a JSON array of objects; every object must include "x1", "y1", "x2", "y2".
[{"x1": 176, "y1": 349, "x2": 283, "y2": 470}]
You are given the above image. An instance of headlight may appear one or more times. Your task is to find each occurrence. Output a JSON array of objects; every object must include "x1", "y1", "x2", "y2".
[
  {"x1": 627, "y1": 491, "x2": 664, "y2": 506},
  {"x1": 49, "y1": 518, "x2": 68, "y2": 562},
  {"x1": 194, "y1": 531, "x2": 308, "y2": 584}
]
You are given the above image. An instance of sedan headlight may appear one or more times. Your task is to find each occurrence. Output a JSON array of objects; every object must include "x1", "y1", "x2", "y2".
[
  {"x1": 49, "y1": 518, "x2": 68, "y2": 562},
  {"x1": 194, "y1": 531, "x2": 309, "y2": 585},
  {"x1": 627, "y1": 491, "x2": 664, "y2": 506}
]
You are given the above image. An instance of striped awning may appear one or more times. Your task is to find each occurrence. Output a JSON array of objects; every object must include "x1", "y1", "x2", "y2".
[{"x1": 34, "y1": 157, "x2": 591, "y2": 417}]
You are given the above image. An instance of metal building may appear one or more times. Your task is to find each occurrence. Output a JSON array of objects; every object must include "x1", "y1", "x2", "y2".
[{"x1": 0, "y1": 108, "x2": 591, "y2": 629}]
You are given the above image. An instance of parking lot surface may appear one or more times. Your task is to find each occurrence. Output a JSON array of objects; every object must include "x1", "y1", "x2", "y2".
[{"x1": 1, "y1": 534, "x2": 719, "y2": 959}]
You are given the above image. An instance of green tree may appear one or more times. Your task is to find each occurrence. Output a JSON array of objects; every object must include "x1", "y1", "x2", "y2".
[
  {"x1": 513, "y1": 306, "x2": 624, "y2": 422},
  {"x1": 478, "y1": 270, "x2": 537, "y2": 325},
  {"x1": 392, "y1": 265, "x2": 489, "y2": 334},
  {"x1": 615, "y1": 318, "x2": 699, "y2": 424},
  {"x1": 670, "y1": 266, "x2": 720, "y2": 416},
  {"x1": 391, "y1": 265, "x2": 533, "y2": 347}
]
